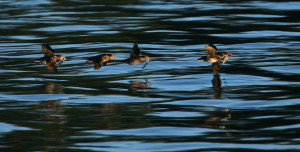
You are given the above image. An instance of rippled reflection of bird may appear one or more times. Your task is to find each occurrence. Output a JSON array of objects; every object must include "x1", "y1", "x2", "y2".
[
  {"x1": 123, "y1": 43, "x2": 152, "y2": 68},
  {"x1": 128, "y1": 80, "x2": 151, "y2": 97},
  {"x1": 197, "y1": 44, "x2": 232, "y2": 73},
  {"x1": 34, "y1": 44, "x2": 67, "y2": 73},
  {"x1": 86, "y1": 54, "x2": 118, "y2": 70},
  {"x1": 212, "y1": 74, "x2": 223, "y2": 99}
]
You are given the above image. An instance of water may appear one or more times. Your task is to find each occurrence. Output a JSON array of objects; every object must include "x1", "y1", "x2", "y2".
[{"x1": 1, "y1": 0, "x2": 300, "y2": 151}]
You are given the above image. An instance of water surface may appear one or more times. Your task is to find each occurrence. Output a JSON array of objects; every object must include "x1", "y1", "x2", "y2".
[{"x1": 0, "y1": 0, "x2": 300, "y2": 151}]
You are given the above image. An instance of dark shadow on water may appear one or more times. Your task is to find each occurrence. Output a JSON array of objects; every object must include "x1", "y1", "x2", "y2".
[
  {"x1": 211, "y1": 74, "x2": 223, "y2": 99},
  {"x1": 45, "y1": 82, "x2": 64, "y2": 94},
  {"x1": 41, "y1": 82, "x2": 67, "y2": 124},
  {"x1": 128, "y1": 79, "x2": 151, "y2": 97}
]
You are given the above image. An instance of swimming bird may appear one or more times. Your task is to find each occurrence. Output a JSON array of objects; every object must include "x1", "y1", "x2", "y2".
[
  {"x1": 197, "y1": 44, "x2": 232, "y2": 73},
  {"x1": 34, "y1": 44, "x2": 67, "y2": 73},
  {"x1": 123, "y1": 43, "x2": 152, "y2": 68},
  {"x1": 86, "y1": 54, "x2": 118, "y2": 70}
]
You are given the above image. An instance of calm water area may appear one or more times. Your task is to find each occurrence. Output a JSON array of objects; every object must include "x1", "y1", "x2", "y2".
[{"x1": 0, "y1": 0, "x2": 300, "y2": 151}]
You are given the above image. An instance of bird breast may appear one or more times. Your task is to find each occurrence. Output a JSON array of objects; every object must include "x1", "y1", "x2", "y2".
[{"x1": 207, "y1": 58, "x2": 219, "y2": 63}]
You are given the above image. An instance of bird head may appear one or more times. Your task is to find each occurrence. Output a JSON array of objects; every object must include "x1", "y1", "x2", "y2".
[{"x1": 57, "y1": 55, "x2": 67, "y2": 66}]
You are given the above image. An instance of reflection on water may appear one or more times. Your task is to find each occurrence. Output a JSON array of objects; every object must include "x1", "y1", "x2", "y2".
[
  {"x1": 45, "y1": 82, "x2": 64, "y2": 94},
  {"x1": 41, "y1": 82, "x2": 67, "y2": 124},
  {"x1": 1, "y1": 0, "x2": 300, "y2": 151},
  {"x1": 203, "y1": 107, "x2": 232, "y2": 131},
  {"x1": 128, "y1": 80, "x2": 151, "y2": 97},
  {"x1": 212, "y1": 74, "x2": 223, "y2": 99}
]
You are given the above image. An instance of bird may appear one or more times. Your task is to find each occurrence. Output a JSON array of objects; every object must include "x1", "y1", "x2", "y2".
[
  {"x1": 86, "y1": 54, "x2": 118, "y2": 70},
  {"x1": 34, "y1": 44, "x2": 67, "y2": 73},
  {"x1": 123, "y1": 43, "x2": 152, "y2": 68},
  {"x1": 197, "y1": 44, "x2": 232, "y2": 73}
]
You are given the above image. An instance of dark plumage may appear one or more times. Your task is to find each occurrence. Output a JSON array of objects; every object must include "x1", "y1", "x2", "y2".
[
  {"x1": 34, "y1": 44, "x2": 66, "y2": 73},
  {"x1": 197, "y1": 44, "x2": 232, "y2": 73},
  {"x1": 123, "y1": 43, "x2": 151, "y2": 67},
  {"x1": 86, "y1": 54, "x2": 118, "y2": 70}
]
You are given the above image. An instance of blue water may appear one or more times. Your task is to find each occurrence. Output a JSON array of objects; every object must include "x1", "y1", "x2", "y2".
[{"x1": 0, "y1": 0, "x2": 300, "y2": 151}]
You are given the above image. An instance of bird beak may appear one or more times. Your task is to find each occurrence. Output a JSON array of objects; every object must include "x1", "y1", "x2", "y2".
[
  {"x1": 34, "y1": 60, "x2": 43, "y2": 65},
  {"x1": 34, "y1": 60, "x2": 42, "y2": 64},
  {"x1": 57, "y1": 58, "x2": 66, "y2": 66},
  {"x1": 142, "y1": 58, "x2": 151, "y2": 69},
  {"x1": 57, "y1": 61, "x2": 63, "y2": 66},
  {"x1": 142, "y1": 61, "x2": 149, "y2": 69},
  {"x1": 222, "y1": 56, "x2": 229, "y2": 64}
]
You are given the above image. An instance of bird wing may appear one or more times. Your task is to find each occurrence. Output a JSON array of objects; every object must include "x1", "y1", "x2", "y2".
[
  {"x1": 205, "y1": 45, "x2": 217, "y2": 53},
  {"x1": 208, "y1": 44, "x2": 218, "y2": 51},
  {"x1": 197, "y1": 56, "x2": 206, "y2": 61},
  {"x1": 205, "y1": 45, "x2": 217, "y2": 58},
  {"x1": 86, "y1": 56, "x2": 95, "y2": 62},
  {"x1": 42, "y1": 44, "x2": 55, "y2": 57},
  {"x1": 94, "y1": 61, "x2": 106, "y2": 70},
  {"x1": 87, "y1": 54, "x2": 102, "y2": 63},
  {"x1": 130, "y1": 43, "x2": 141, "y2": 58}
]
